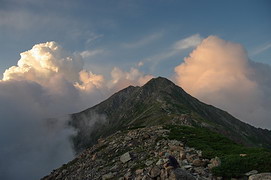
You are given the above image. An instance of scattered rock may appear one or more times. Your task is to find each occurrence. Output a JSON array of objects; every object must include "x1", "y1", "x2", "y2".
[{"x1": 41, "y1": 126, "x2": 217, "y2": 180}]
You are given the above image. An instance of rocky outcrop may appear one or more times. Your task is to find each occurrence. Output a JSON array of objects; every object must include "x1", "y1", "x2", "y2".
[
  {"x1": 42, "y1": 126, "x2": 218, "y2": 180},
  {"x1": 248, "y1": 173, "x2": 271, "y2": 180}
]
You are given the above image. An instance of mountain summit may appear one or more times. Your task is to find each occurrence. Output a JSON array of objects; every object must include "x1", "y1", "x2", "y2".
[{"x1": 70, "y1": 77, "x2": 271, "y2": 153}]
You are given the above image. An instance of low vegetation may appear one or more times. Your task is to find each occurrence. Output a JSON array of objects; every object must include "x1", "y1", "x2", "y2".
[{"x1": 165, "y1": 125, "x2": 271, "y2": 178}]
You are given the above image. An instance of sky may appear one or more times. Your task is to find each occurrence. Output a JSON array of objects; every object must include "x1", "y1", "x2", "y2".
[{"x1": 0, "y1": 0, "x2": 271, "y2": 179}]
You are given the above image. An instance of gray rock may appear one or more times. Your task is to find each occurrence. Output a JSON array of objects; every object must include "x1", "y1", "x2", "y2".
[
  {"x1": 124, "y1": 171, "x2": 132, "y2": 179},
  {"x1": 145, "y1": 160, "x2": 153, "y2": 166},
  {"x1": 174, "y1": 168, "x2": 196, "y2": 180},
  {"x1": 135, "y1": 169, "x2": 144, "y2": 175},
  {"x1": 180, "y1": 151, "x2": 186, "y2": 160},
  {"x1": 102, "y1": 172, "x2": 114, "y2": 180},
  {"x1": 208, "y1": 157, "x2": 221, "y2": 169},
  {"x1": 149, "y1": 166, "x2": 161, "y2": 178},
  {"x1": 156, "y1": 159, "x2": 164, "y2": 166},
  {"x1": 249, "y1": 173, "x2": 271, "y2": 180},
  {"x1": 245, "y1": 170, "x2": 258, "y2": 176},
  {"x1": 120, "y1": 152, "x2": 132, "y2": 163},
  {"x1": 192, "y1": 159, "x2": 204, "y2": 167},
  {"x1": 183, "y1": 165, "x2": 192, "y2": 169}
]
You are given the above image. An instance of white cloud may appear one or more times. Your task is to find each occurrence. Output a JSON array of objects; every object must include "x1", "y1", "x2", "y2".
[
  {"x1": 0, "y1": 41, "x2": 153, "y2": 180},
  {"x1": 145, "y1": 34, "x2": 203, "y2": 63},
  {"x1": 108, "y1": 67, "x2": 153, "y2": 91},
  {"x1": 173, "y1": 34, "x2": 203, "y2": 50},
  {"x1": 85, "y1": 33, "x2": 104, "y2": 44},
  {"x1": 80, "y1": 49, "x2": 105, "y2": 58},
  {"x1": 174, "y1": 36, "x2": 271, "y2": 129},
  {"x1": 122, "y1": 32, "x2": 163, "y2": 48},
  {"x1": 251, "y1": 42, "x2": 271, "y2": 56},
  {"x1": 138, "y1": 61, "x2": 144, "y2": 67},
  {"x1": 141, "y1": 34, "x2": 203, "y2": 72}
]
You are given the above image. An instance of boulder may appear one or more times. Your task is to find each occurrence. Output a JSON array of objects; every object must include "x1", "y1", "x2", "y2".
[
  {"x1": 102, "y1": 172, "x2": 114, "y2": 180},
  {"x1": 192, "y1": 159, "x2": 204, "y2": 167},
  {"x1": 208, "y1": 157, "x2": 221, "y2": 169},
  {"x1": 145, "y1": 160, "x2": 154, "y2": 166},
  {"x1": 179, "y1": 151, "x2": 186, "y2": 160},
  {"x1": 148, "y1": 166, "x2": 161, "y2": 178},
  {"x1": 245, "y1": 170, "x2": 258, "y2": 176},
  {"x1": 156, "y1": 159, "x2": 164, "y2": 166},
  {"x1": 120, "y1": 152, "x2": 132, "y2": 163},
  {"x1": 248, "y1": 173, "x2": 271, "y2": 180},
  {"x1": 173, "y1": 168, "x2": 196, "y2": 180},
  {"x1": 136, "y1": 168, "x2": 144, "y2": 175}
]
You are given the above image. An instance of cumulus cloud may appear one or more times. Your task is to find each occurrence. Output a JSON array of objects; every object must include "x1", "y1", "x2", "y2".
[
  {"x1": 175, "y1": 36, "x2": 271, "y2": 129},
  {"x1": 0, "y1": 41, "x2": 153, "y2": 180},
  {"x1": 3, "y1": 42, "x2": 83, "y2": 84}
]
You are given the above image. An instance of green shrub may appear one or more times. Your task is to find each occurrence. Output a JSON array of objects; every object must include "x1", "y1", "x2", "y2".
[
  {"x1": 164, "y1": 125, "x2": 271, "y2": 177},
  {"x1": 212, "y1": 153, "x2": 271, "y2": 177}
]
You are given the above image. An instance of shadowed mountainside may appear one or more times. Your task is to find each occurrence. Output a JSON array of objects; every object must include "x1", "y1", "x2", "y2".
[{"x1": 70, "y1": 77, "x2": 271, "y2": 153}]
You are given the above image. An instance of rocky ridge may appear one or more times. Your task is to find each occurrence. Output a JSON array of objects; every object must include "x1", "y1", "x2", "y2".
[
  {"x1": 70, "y1": 77, "x2": 271, "y2": 153},
  {"x1": 42, "y1": 126, "x2": 269, "y2": 180}
]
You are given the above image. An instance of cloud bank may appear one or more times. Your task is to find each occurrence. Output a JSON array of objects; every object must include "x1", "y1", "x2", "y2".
[
  {"x1": 0, "y1": 41, "x2": 153, "y2": 180},
  {"x1": 175, "y1": 36, "x2": 271, "y2": 129}
]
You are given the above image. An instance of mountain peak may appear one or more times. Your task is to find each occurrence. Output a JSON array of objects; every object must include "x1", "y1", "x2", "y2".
[
  {"x1": 70, "y1": 77, "x2": 271, "y2": 153},
  {"x1": 143, "y1": 77, "x2": 176, "y2": 89}
]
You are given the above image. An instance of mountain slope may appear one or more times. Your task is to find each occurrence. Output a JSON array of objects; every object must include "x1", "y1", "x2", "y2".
[
  {"x1": 70, "y1": 77, "x2": 271, "y2": 153},
  {"x1": 42, "y1": 125, "x2": 271, "y2": 180}
]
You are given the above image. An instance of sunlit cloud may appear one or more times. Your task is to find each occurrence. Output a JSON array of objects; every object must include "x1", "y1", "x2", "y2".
[
  {"x1": 0, "y1": 41, "x2": 153, "y2": 180},
  {"x1": 174, "y1": 36, "x2": 271, "y2": 129}
]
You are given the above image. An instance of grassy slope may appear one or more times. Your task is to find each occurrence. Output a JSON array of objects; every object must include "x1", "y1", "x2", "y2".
[{"x1": 165, "y1": 125, "x2": 271, "y2": 178}]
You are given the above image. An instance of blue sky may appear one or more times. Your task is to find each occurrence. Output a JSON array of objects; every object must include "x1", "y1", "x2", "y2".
[{"x1": 1, "y1": 0, "x2": 270, "y2": 78}]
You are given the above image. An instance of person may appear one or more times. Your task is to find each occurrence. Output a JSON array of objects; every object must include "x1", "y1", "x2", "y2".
[
  {"x1": 168, "y1": 155, "x2": 180, "y2": 169},
  {"x1": 164, "y1": 153, "x2": 196, "y2": 180},
  {"x1": 164, "y1": 153, "x2": 180, "y2": 177}
]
